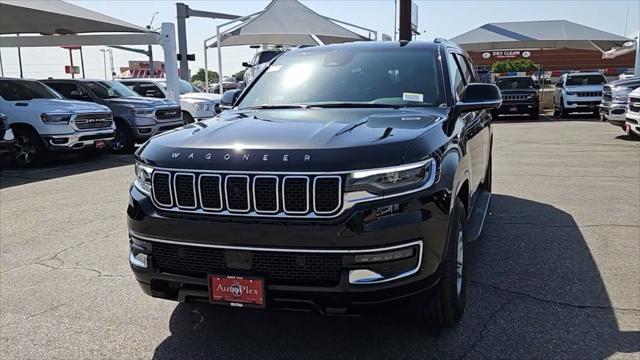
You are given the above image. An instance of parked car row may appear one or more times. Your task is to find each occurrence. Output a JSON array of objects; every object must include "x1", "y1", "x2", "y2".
[{"x1": 0, "y1": 76, "x2": 222, "y2": 167}]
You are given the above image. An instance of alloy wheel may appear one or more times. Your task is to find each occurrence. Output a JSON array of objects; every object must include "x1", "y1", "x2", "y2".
[
  {"x1": 14, "y1": 135, "x2": 36, "y2": 165},
  {"x1": 112, "y1": 128, "x2": 126, "y2": 152}
]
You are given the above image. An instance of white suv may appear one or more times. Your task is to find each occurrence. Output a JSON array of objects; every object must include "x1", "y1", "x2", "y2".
[
  {"x1": 119, "y1": 78, "x2": 221, "y2": 123},
  {"x1": 625, "y1": 87, "x2": 640, "y2": 137},
  {"x1": 554, "y1": 72, "x2": 606, "y2": 118}
]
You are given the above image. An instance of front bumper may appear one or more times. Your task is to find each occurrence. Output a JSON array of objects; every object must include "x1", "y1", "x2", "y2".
[
  {"x1": 496, "y1": 102, "x2": 538, "y2": 115},
  {"x1": 626, "y1": 114, "x2": 640, "y2": 136},
  {"x1": 131, "y1": 119, "x2": 184, "y2": 141},
  {"x1": 600, "y1": 101, "x2": 627, "y2": 123},
  {"x1": 126, "y1": 184, "x2": 451, "y2": 315},
  {"x1": 563, "y1": 98, "x2": 601, "y2": 110},
  {"x1": 43, "y1": 128, "x2": 114, "y2": 151}
]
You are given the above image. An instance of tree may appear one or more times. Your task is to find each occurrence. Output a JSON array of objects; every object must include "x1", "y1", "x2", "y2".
[
  {"x1": 233, "y1": 69, "x2": 247, "y2": 82},
  {"x1": 491, "y1": 59, "x2": 538, "y2": 73},
  {"x1": 191, "y1": 68, "x2": 219, "y2": 84}
]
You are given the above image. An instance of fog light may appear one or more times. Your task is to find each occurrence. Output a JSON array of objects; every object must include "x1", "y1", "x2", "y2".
[
  {"x1": 355, "y1": 248, "x2": 413, "y2": 263},
  {"x1": 138, "y1": 128, "x2": 152, "y2": 134},
  {"x1": 51, "y1": 138, "x2": 68, "y2": 144},
  {"x1": 129, "y1": 252, "x2": 148, "y2": 268}
]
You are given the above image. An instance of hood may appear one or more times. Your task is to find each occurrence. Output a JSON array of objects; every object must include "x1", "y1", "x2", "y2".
[
  {"x1": 606, "y1": 77, "x2": 640, "y2": 89},
  {"x1": 137, "y1": 107, "x2": 448, "y2": 172},
  {"x1": 565, "y1": 84, "x2": 604, "y2": 91},
  {"x1": 103, "y1": 96, "x2": 177, "y2": 108},
  {"x1": 181, "y1": 92, "x2": 222, "y2": 102},
  {"x1": 28, "y1": 99, "x2": 110, "y2": 113}
]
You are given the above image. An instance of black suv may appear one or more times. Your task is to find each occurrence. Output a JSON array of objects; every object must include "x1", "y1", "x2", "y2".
[
  {"x1": 493, "y1": 76, "x2": 539, "y2": 119},
  {"x1": 127, "y1": 40, "x2": 500, "y2": 327}
]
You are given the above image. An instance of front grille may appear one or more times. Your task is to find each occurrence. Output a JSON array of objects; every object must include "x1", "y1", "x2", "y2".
[
  {"x1": 151, "y1": 242, "x2": 343, "y2": 286},
  {"x1": 151, "y1": 171, "x2": 343, "y2": 217},
  {"x1": 502, "y1": 94, "x2": 531, "y2": 101},
  {"x1": 155, "y1": 107, "x2": 182, "y2": 121},
  {"x1": 576, "y1": 91, "x2": 602, "y2": 97},
  {"x1": 74, "y1": 113, "x2": 112, "y2": 130},
  {"x1": 629, "y1": 97, "x2": 640, "y2": 113}
]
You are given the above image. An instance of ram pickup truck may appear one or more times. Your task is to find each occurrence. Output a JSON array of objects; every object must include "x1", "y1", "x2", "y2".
[
  {"x1": 493, "y1": 76, "x2": 539, "y2": 119},
  {"x1": 42, "y1": 79, "x2": 183, "y2": 152},
  {"x1": 118, "y1": 78, "x2": 220, "y2": 124},
  {"x1": 127, "y1": 40, "x2": 499, "y2": 327},
  {"x1": 554, "y1": 72, "x2": 606, "y2": 118},
  {"x1": 625, "y1": 87, "x2": 640, "y2": 138},
  {"x1": 0, "y1": 78, "x2": 114, "y2": 167},
  {"x1": 600, "y1": 77, "x2": 640, "y2": 128}
]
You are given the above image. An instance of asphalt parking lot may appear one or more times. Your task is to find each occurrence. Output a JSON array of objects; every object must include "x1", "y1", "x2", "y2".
[{"x1": 1, "y1": 116, "x2": 639, "y2": 359}]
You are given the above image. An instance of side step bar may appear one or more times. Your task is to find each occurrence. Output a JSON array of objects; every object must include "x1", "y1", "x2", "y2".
[{"x1": 464, "y1": 190, "x2": 491, "y2": 243}]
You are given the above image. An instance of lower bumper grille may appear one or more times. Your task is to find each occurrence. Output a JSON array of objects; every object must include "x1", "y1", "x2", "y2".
[{"x1": 151, "y1": 242, "x2": 343, "y2": 286}]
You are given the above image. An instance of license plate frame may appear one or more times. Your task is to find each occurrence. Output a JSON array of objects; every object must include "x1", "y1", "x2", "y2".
[{"x1": 209, "y1": 275, "x2": 265, "y2": 308}]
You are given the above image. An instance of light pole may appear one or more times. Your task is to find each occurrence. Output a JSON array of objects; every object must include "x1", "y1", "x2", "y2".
[
  {"x1": 99, "y1": 49, "x2": 108, "y2": 79},
  {"x1": 147, "y1": 11, "x2": 159, "y2": 77}
]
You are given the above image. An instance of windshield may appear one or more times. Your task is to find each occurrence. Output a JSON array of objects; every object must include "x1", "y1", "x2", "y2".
[
  {"x1": 0, "y1": 80, "x2": 60, "y2": 101},
  {"x1": 258, "y1": 51, "x2": 281, "y2": 64},
  {"x1": 566, "y1": 75, "x2": 606, "y2": 86},
  {"x1": 86, "y1": 81, "x2": 138, "y2": 99},
  {"x1": 158, "y1": 79, "x2": 197, "y2": 94},
  {"x1": 496, "y1": 77, "x2": 535, "y2": 90},
  {"x1": 237, "y1": 47, "x2": 444, "y2": 109}
]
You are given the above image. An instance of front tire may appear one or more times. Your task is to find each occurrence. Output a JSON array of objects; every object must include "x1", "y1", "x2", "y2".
[
  {"x1": 112, "y1": 122, "x2": 135, "y2": 153},
  {"x1": 422, "y1": 197, "x2": 466, "y2": 327},
  {"x1": 560, "y1": 99, "x2": 570, "y2": 118},
  {"x1": 182, "y1": 111, "x2": 195, "y2": 124},
  {"x1": 12, "y1": 128, "x2": 46, "y2": 167}
]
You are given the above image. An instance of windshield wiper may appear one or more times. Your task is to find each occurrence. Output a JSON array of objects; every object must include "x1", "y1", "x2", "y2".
[{"x1": 242, "y1": 104, "x2": 310, "y2": 110}]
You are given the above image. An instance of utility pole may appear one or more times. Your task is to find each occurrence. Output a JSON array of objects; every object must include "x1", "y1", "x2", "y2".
[
  {"x1": 398, "y1": 0, "x2": 412, "y2": 41},
  {"x1": 79, "y1": 47, "x2": 85, "y2": 79},
  {"x1": 68, "y1": 48, "x2": 75, "y2": 79},
  {"x1": 108, "y1": 49, "x2": 115, "y2": 79},
  {"x1": 176, "y1": 3, "x2": 189, "y2": 81},
  {"x1": 99, "y1": 48, "x2": 108, "y2": 80}
]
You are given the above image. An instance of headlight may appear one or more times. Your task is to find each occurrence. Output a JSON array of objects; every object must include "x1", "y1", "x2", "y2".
[
  {"x1": 194, "y1": 102, "x2": 213, "y2": 111},
  {"x1": 346, "y1": 159, "x2": 435, "y2": 195},
  {"x1": 612, "y1": 87, "x2": 632, "y2": 101},
  {"x1": 565, "y1": 91, "x2": 576, "y2": 96},
  {"x1": 40, "y1": 113, "x2": 72, "y2": 124},
  {"x1": 134, "y1": 162, "x2": 153, "y2": 195},
  {"x1": 130, "y1": 108, "x2": 155, "y2": 117}
]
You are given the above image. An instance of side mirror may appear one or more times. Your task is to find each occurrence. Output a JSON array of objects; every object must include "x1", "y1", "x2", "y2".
[
  {"x1": 219, "y1": 89, "x2": 242, "y2": 110},
  {"x1": 242, "y1": 62, "x2": 253, "y2": 68},
  {"x1": 456, "y1": 83, "x2": 502, "y2": 114}
]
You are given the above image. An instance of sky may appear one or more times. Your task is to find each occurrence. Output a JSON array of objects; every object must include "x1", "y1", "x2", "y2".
[{"x1": 0, "y1": 0, "x2": 638, "y2": 80}]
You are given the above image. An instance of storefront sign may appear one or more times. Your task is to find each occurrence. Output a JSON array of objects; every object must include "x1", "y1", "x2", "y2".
[{"x1": 482, "y1": 50, "x2": 532, "y2": 59}]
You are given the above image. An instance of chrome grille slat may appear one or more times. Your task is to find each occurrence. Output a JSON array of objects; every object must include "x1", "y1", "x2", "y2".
[{"x1": 150, "y1": 171, "x2": 344, "y2": 218}]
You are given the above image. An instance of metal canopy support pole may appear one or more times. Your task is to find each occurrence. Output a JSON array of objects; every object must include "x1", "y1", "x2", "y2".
[
  {"x1": 635, "y1": 39, "x2": 640, "y2": 76},
  {"x1": 79, "y1": 47, "x2": 85, "y2": 79},
  {"x1": 68, "y1": 48, "x2": 75, "y2": 79},
  {"x1": 17, "y1": 33, "x2": 23, "y2": 78},
  {"x1": 160, "y1": 23, "x2": 180, "y2": 104},
  {"x1": 398, "y1": 0, "x2": 412, "y2": 41},
  {"x1": 176, "y1": 3, "x2": 189, "y2": 81},
  {"x1": 217, "y1": 25, "x2": 224, "y2": 94}
]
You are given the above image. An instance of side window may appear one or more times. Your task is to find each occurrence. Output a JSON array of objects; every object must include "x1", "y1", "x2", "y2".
[
  {"x1": 447, "y1": 52, "x2": 465, "y2": 99},
  {"x1": 456, "y1": 54, "x2": 476, "y2": 84},
  {"x1": 46, "y1": 82, "x2": 79, "y2": 98}
]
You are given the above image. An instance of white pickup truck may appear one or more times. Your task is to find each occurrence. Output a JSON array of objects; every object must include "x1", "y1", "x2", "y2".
[
  {"x1": 553, "y1": 72, "x2": 606, "y2": 118},
  {"x1": 0, "y1": 78, "x2": 114, "y2": 167},
  {"x1": 625, "y1": 87, "x2": 640, "y2": 138},
  {"x1": 119, "y1": 78, "x2": 221, "y2": 123}
]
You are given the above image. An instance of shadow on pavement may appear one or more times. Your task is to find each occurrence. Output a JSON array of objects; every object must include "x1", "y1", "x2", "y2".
[
  {"x1": 153, "y1": 195, "x2": 639, "y2": 359},
  {"x1": 616, "y1": 134, "x2": 640, "y2": 142},
  {"x1": 0, "y1": 153, "x2": 134, "y2": 189}
]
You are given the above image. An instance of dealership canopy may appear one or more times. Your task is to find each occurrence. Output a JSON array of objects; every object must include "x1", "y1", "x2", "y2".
[
  {"x1": 0, "y1": 0, "x2": 148, "y2": 35},
  {"x1": 450, "y1": 20, "x2": 632, "y2": 52},
  {"x1": 208, "y1": 0, "x2": 373, "y2": 48}
]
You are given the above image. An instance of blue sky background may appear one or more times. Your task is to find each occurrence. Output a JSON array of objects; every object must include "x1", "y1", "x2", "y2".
[{"x1": 1, "y1": 0, "x2": 638, "y2": 80}]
